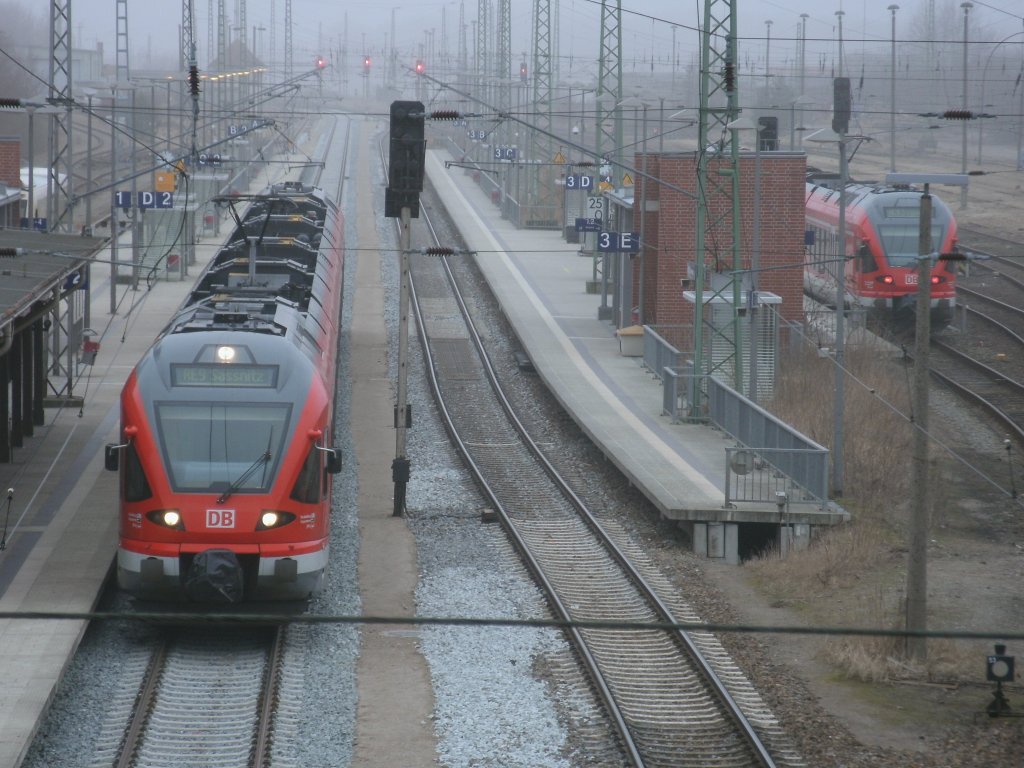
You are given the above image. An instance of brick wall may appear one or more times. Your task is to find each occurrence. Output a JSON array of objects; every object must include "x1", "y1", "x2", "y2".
[
  {"x1": 634, "y1": 151, "x2": 806, "y2": 329},
  {"x1": 0, "y1": 138, "x2": 21, "y2": 189}
]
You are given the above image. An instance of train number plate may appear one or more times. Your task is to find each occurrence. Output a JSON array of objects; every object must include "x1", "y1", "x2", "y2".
[{"x1": 206, "y1": 509, "x2": 236, "y2": 528}]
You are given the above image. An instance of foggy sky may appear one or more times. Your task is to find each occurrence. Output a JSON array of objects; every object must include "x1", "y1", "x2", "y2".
[{"x1": 27, "y1": 0, "x2": 1014, "y2": 76}]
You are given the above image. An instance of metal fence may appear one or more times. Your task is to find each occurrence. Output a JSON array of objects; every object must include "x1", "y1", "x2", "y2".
[
  {"x1": 642, "y1": 323, "x2": 829, "y2": 506},
  {"x1": 709, "y1": 376, "x2": 829, "y2": 506}
]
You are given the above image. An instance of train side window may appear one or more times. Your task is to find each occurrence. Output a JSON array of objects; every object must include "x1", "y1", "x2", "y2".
[
  {"x1": 125, "y1": 442, "x2": 153, "y2": 502},
  {"x1": 290, "y1": 446, "x2": 322, "y2": 504}
]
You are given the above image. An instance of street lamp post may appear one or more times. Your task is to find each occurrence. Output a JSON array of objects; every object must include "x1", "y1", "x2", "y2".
[
  {"x1": 889, "y1": 5, "x2": 899, "y2": 173},
  {"x1": 960, "y1": 2, "x2": 972, "y2": 209},
  {"x1": 799, "y1": 14, "x2": 809, "y2": 149},
  {"x1": 806, "y1": 122, "x2": 851, "y2": 496}
]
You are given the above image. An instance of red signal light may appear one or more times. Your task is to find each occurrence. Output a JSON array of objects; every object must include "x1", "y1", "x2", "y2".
[
  {"x1": 363, "y1": 56, "x2": 371, "y2": 71},
  {"x1": 315, "y1": 55, "x2": 326, "y2": 70},
  {"x1": 415, "y1": 60, "x2": 425, "y2": 75},
  {"x1": 520, "y1": 63, "x2": 528, "y2": 83}
]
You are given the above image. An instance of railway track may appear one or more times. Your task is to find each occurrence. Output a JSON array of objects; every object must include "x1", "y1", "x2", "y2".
[
  {"x1": 918, "y1": 233, "x2": 1024, "y2": 444},
  {"x1": 108, "y1": 625, "x2": 286, "y2": 768},
  {"x1": 386, "y1": 141, "x2": 803, "y2": 766}
]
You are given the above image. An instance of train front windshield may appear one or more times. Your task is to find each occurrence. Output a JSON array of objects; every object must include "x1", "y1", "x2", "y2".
[
  {"x1": 876, "y1": 198, "x2": 953, "y2": 268},
  {"x1": 155, "y1": 402, "x2": 291, "y2": 493}
]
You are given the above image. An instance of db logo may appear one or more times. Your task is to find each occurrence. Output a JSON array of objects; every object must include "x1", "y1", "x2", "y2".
[{"x1": 206, "y1": 509, "x2": 236, "y2": 528}]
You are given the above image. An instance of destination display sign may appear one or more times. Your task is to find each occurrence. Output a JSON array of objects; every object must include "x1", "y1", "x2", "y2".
[{"x1": 171, "y1": 364, "x2": 279, "y2": 388}]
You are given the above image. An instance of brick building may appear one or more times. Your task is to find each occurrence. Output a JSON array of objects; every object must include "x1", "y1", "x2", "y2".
[{"x1": 631, "y1": 150, "x2": 806, "y2": 331}]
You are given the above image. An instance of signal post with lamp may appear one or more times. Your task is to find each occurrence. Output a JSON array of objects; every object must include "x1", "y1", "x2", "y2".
[{"x1": 986, "y1": 644, "x2": 1017, "y2": 717}]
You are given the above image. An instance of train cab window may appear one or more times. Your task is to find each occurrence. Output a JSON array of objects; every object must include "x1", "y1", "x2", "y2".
[
  {"x1": 124, "y1": 442, "x2": 153, "y2": 502},
  {"x1": 155, "y1": 402, "x2": 289, "y2": 493},
  {"x1": 878, "y1": 222, "x2": 948, "y2": 267},
  {"x1": 290, "y1": 445, "x2": 322, "y2": 504}
]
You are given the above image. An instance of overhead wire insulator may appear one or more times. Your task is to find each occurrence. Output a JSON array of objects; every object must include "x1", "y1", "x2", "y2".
[
  {"x1": 942, "y1": 109, "x2": 973, "y2": 120},
  {"x1": 0, "y1": 98, "x2": 22, "y2": 109},
  {"x1": 422, "y1": 246, "x2": 455, "y2": 257},
  {"x1": 188, "y1": 66, "x2": 201, "y2": 97},
  {"x1": 429, "y1": 110, "x2": 459, "y2": 121}
]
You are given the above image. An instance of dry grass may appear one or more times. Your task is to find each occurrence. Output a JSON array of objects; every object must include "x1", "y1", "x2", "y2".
[{"x1": 745, "y1": 340, "x2": 968, "y2": 681}]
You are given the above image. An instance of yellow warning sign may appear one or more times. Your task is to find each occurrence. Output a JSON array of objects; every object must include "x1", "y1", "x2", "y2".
[
  {"x1": 622, "y1": 173, "x2": 633, "y2": 186},
  {"x1": 598, "y1": 180, "x2": 614, "y2": 192},
  {"x1": 553, "y1": 151, "x2": 566, "y2": 164},
  {"x1": 155, "y1": 171, "x2": 176, "y2": 192}
]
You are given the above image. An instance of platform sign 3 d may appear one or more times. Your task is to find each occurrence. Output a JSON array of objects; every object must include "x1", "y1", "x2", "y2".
[
  {"x1": 596, "y1": 231, "x2": 640, "y2": 253},
  {"x1": 565, "y1": 174, "x2": 594, "y2": 190}
]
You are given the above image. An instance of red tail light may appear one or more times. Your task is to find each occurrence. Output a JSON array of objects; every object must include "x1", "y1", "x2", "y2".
[{"x1": 879, "y1": 274, "x2": 894, "y2": 285}]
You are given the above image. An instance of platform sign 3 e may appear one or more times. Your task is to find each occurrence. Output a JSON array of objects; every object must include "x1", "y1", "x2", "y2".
[
  {"x1": 206, "y1": 509, "x2": 236, "y2": 528},
  {"x1": 597, "y1": 231, "x2": 640, "y2": 253}
]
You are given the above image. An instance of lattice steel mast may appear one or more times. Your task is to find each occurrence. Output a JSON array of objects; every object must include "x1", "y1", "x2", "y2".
[
  {"x1": 284, "y1": 0, "x2": 293, "y2": 79},
  {"x1": 47, "y1": 0, "x2": 73, "y2": 231},
  {"x1": 692, "y1": 0, "x2": 743, "y2": 414},
  {"x1": 595, "y1": 0, "x2": 622, "y2": 186}
]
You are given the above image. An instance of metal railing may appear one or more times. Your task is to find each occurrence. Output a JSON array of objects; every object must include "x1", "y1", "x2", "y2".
[
  {"x1": 642, "y1": 323, "x2": 829, "y2": 505},
  {"x1": 710, "y1": 376, "x2": 829, "y2": 506}
]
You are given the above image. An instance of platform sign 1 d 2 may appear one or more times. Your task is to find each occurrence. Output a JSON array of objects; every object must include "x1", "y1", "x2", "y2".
[
  {"x1": 114, "y1": 190, "x2": 174, "y2": 209},
  {"x1": 596, "y1": 231, "x2": 640, "y2": 253}
]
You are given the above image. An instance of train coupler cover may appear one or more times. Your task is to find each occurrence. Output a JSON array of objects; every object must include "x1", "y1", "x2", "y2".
[{"x1": 184, "y1": 549, "x2": 245, "y2": 603}]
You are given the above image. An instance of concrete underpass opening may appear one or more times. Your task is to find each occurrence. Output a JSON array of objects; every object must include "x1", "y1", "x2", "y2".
[{"x1": 738, "y1": 522, "x2": 781, "y2": 562}]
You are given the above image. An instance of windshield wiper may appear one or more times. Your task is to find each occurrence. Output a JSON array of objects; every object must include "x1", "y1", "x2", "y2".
[{"x1": 216, "y1": 450, "x2": 272, "y2": 504}]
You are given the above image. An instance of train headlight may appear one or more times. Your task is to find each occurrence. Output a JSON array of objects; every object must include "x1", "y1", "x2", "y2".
[
  {"x1": 146, "y1": 509, "x2": 184, "y2": 530},
  {"x1": 257, "y1": 510, "x2": 296, "y2": 530},
  {"x1": 216, "y1": 345, "x2": 236, "y2": 362}
]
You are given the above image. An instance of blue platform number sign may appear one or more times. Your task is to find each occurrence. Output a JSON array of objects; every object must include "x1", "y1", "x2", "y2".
[
  {"x1": 565, "y1": 174, "x2": 594, "y2": 190},
  {"x1": 114, "y1": 190, "x2": 132, "y2": 209},
  {"x1": 574, "y1": 218, "x2": 602, "y2": 232},
  {"x1": 138, "y1": 191, "x2": 174, "y2": 209},
  {"x1": 493, "y1": 146, "x2": 518, "y2": 161},
  {"x1": 597, "y1": 231, "x2": 640, "y2": 253}
]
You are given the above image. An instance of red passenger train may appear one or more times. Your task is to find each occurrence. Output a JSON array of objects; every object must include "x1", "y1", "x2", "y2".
[
  {"x1": 804, "y1": 174, "x2": 959, "y2": 326},
  {"x1": 105, "y1": 181, "x2": 344, "y2": 602}
]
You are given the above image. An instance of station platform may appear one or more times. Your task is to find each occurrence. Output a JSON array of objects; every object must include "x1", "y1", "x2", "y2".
[{"x1": 425, "y1": 149, "x2": 846, "y2": 554}]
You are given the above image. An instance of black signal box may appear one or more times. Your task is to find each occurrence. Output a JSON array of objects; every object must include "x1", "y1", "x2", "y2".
[{"x1": 387, "y1": 100, "x2": 425, "y2": 203}]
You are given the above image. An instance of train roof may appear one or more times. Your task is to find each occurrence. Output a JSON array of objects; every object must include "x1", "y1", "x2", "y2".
[
  {"x1": 159, "y1": 181, "x2": 342, "y2": 358},
  {"x1": 806, "y1": 177, "x2": 955, "y2": 220}
]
